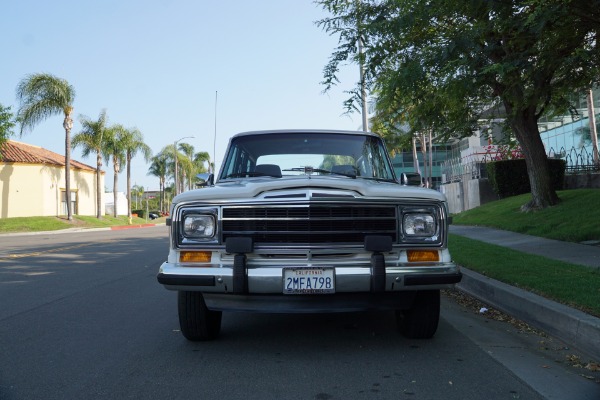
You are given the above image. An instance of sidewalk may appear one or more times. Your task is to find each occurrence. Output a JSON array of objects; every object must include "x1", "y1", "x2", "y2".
[
  {"x1": 451, "y1": 225, "x2": 600, "y2": 269},
  {"x1": 450, "y1": 225, "x2": 600, "y2": 361}
]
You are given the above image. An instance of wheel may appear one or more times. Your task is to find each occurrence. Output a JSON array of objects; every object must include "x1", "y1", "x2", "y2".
[
  {"x1": 178, "y1": 291, "x2": 222, "y2": 341},
  {"x1": 396, "y1": 290, "x2": 440, "y2": 339}
]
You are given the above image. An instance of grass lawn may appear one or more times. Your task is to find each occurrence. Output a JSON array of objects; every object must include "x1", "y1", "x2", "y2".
[
  {"x1": 450, "y1": 188, "x2": 600, "y2": 317},
  {"x1": 451, "y1": 189, "x2": 600, "y2": 243},
  {"x1": 449, "y1": 234, "x2": 600, "y2": 317},
  {"x1": 0, "y1": 215, "x2": 164, "y2": 234}
]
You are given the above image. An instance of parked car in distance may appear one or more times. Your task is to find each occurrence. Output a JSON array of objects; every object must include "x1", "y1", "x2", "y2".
[{"x1": 157, "y1": 129, "x2": 461, "y2": 341}]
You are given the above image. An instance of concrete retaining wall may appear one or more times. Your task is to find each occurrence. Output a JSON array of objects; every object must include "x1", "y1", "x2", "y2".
[
  {"x1": 441, "y1": 178, "x2": 499, "y2": 214},
  {"x1": 442, "y1": 173, "x2": 599, "y2": 214}
]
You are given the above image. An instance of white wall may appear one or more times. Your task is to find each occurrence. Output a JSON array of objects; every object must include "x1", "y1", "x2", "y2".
[{"x1": 0, "y1": 162, "x2": 104, "y2": 218}]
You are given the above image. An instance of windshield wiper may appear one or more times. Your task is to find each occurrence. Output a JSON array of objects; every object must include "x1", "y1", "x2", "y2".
[
  {"x1": 222, "y1": 171, "x2": 278, "y2": 179},
  {"x1": 362, "y1": 176, "x2": 397, "y2": 183},
  {"x1": 283, "y1": 167, "x2": 356, "y2": 178}
]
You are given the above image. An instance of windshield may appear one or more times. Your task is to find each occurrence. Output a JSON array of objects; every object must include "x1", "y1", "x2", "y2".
[{"x1": 218, "y1": 132, "x2": 396, "y2": 181}]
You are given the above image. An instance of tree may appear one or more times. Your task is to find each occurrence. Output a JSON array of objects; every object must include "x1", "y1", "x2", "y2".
[
  {"x1": 104, "y1": 124, "x2": 127, "y2": 218},
  {"x1": 178, "y1": 144, "x2": 211, "y2": 190},
  {"x1": 121, "y1": 127, "x2": 152, "y2": 221},
  {"x1": 178, "y1": 142, "x2": 195, "y2": 191},
  {"x1": 72, "y1": 110, "x2": 109, "y2": 219},
  {"x1": 148, "y1": 153, "x2": 168, "y2": 213},
  {"x1": 193, "y1": 151, "x2": 211, "y2": 187},
  {"x1": 171, "y1": 141, "x2": 207, "y2": 192},
  {"x1": 317, "y1": 0, "x2": 600, "y2": 210},
  {"x1": 16, "y1": 73, "x2": 76, "y2": 219},
  {"x1": 131, "y1": 184, "x2": 145, "y2": 209},
  {"x1": 0, "y1": 103, "x2": 16, "y2": 152},
  {"x1": 163, "y1": 184, "x2": 174, "y2": 212}
]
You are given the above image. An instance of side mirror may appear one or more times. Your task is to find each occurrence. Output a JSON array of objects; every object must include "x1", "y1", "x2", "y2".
[
  {"x1": 400, "y1": 172, "x2": 423, "y2": 186},
  {"x1": 196, "y1": 173, "x2": 214, "y2": 187}
]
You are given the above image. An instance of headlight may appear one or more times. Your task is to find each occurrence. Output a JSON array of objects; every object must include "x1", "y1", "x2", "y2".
[
  {"x1": 183, "y1": 214, "x2": 215, "y2": 239},
  {"x1": 403, "y1": 213, "x2": 436, "y2": 236}
]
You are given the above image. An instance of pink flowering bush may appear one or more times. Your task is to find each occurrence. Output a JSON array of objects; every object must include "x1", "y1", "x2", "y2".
[{"x1": 484, "y1": 143, "x2": 524, "y2": 161}]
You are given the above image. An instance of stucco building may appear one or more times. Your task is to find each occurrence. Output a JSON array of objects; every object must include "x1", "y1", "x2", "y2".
[{"x1": 0, "y1": 140, "x2": 105, "y2": 218}]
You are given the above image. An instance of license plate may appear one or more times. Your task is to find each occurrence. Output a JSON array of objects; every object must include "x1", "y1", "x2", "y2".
[{"x1": 283, "y1": 267, "x2": 335, "y2": 294}]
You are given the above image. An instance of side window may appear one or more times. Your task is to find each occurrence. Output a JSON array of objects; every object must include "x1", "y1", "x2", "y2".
[
  {"x1": 220, "y1": 145, "x2": 255, "y2": 178},
  {"x1": 220, "y1": 146, "x2": 239, "y2": 178}
]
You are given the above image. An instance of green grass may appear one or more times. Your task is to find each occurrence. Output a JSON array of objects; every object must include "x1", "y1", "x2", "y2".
[
  {"x1": 450, "y1": 188, "x2": 600, "y2": 317},
  {"x1": 449, "y1": 234, "x2": 600, "y2": 317},
  {"x1": 452, "y1": 189, "x2": 600, "y2": 243},
  {"x1": 0, "y1": 215, "x2": 164, "y2": 233}
]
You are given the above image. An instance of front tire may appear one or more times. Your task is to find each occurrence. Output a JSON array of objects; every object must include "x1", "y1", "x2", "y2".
[
  {"x1": 178, "y1": 291, "x2": 222, "y2": 341},
  {"x1": 396, "y1": 290, "x2": 440, "y2": 339}
]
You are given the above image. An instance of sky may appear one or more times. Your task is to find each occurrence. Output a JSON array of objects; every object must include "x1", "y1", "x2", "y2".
[{"x1": 1, "y1": 0, "x2": 362, "y2": 191}]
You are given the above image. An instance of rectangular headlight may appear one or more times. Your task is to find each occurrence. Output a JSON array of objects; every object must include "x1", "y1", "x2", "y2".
[
  {"x1": 183, "y1": 214, "x2": 216, "y2": 239},
  {"x1": 403, "y1": 213, "x2": 436, "y2": 237}
]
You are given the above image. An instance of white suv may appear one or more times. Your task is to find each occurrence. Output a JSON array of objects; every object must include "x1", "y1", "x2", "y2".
[{"x1": 158, "y1": 130, "x2": 461, "y2": 340}]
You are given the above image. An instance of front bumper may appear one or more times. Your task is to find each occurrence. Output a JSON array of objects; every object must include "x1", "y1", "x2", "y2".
[
  {"x1": 157, "y1": 258, "x2": 461, "y2": 312},
  {"x1": 157, "y1": 263, "x2": 461, "y2": 291}
]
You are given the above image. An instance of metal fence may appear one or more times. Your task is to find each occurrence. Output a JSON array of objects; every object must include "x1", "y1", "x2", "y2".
[{"x1": 441, "y1": 146, "x2": 599, "y2": 184}]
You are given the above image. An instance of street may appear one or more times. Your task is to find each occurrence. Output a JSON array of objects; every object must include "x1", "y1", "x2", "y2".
[{"x1": 0, "y1": 227, "x2": 597, "y2": 400}]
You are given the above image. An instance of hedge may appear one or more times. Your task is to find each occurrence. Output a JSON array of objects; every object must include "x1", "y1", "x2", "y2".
[{"x1": 485, "y1": 159, "x2": 566, "y2": 198}]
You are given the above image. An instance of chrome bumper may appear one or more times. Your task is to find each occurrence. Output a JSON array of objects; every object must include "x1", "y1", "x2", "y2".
[{"x1": 157, "y1": 261, "x2": 461, "y2": 294}]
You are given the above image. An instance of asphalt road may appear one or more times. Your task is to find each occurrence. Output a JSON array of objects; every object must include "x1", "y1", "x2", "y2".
[{"x1": 0, "y1": 227, "x2": 597, "y2": 400}]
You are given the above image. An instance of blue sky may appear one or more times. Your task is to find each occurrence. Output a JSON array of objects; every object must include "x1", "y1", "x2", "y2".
[{"x1": 1, "y1": 0, "x2": 362, "y2": 191}]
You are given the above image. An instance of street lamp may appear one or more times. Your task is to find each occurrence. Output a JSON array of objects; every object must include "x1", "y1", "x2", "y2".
[{"x1": 174, "y1": 136, "x2": 195, "y2": 196}]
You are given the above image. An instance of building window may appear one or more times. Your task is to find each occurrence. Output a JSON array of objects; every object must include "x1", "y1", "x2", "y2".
[{"x1": 61, "y1": 190, "x2": 78, "y2": 216}]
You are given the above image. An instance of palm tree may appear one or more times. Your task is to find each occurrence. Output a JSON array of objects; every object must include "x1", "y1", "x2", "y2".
[
  {"x1": 121, "y1": 127, "x2": 152, "y2": 221},
  {"x1": 148, "y1": 153, "x2": 168, "y2": 213},
  {"x1": 177, "y1": 154, "x2": 194, "y2": 192},
  {"x1": 0, "y1": 103, "x2": 16, "y2": 150},
  {"x1": 163, "y1": 143, "x2": 183, "y2": 194},
  {"x1": 16, "y1": 73, "x2": 76, "y2": 220},
  {"x1": 131, "y1": 184, "x2": 145, "y2": 209},
  {"x1": 104, "y1": 124, "x2": 127, "y2": 217},
  {"x1": 193, "y1": 151, "x2": 211, "y2": 187},
  {"x1": 72, "y1": 110, "x2": 109, "y2": 219},
  {"x1": 163, "y1": 183, "x2": 174, "y2": 212},
  {"x1": 178, "y1": 143, "x2": 195, "y2": 191}
]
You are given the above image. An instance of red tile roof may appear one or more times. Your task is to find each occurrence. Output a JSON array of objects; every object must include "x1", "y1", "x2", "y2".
[{"x1": 0, "y1": 140, "x2": 96, "y2": 172}]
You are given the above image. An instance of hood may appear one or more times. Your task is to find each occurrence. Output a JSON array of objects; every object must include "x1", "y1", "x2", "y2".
[{"x1": 173, "y1": 176, "x2": 447, "y2": 205}]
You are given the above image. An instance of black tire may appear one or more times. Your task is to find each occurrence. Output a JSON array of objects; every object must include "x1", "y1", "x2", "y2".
[
  {"x1": 396, "y1": 290, "x2": 440, "y2": 339},
  {"x1": 178, "y1": 291, "x2": 222, "y2": 341}
]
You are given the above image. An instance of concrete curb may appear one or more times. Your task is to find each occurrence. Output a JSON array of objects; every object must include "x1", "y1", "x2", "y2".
[
  {"x1": 0, "y1": 223, "x2": 163, "y2": 237},
  {"x1": 110, "y1": 223, "x2": 157, "y2": 230},
  {"x1": 457, "y1": 268, "x2": 600, "y2": 361}
]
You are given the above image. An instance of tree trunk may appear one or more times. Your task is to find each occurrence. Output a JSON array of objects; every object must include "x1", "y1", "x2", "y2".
[
  {"x1": 113, "y1": 159, "x2": 119, "y2": 218},
  {"x1": 63, "y1": 112, "x2": 73, "y2": 220},
  {"x1": 161, "y1": 178, "x2": 165, "y2": 213},
  {"x1": 507, "y1": 107, "x2": 559, "y2": 210},
  {"x1": 127, "y1": 153, "x2": 132, "y2": 222},
  {"x1": 96, "y1": 151, "x2": 102, "y2": 219}
]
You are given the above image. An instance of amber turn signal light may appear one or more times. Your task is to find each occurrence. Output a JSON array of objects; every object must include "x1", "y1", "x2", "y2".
[
  {"x1": 179, "y1": 251, "x2": 212, "y2": 263},
  {"x1": 407, "y1": 250, "x2": 439, "y2": 262}
]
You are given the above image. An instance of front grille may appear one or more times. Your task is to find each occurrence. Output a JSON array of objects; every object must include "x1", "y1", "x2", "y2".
[{"x1": 222, "y1": 205, "x2": 397, "y2": 244}]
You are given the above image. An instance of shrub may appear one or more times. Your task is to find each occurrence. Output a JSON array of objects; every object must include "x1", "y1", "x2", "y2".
[
  {"x1": 132, "y1": 209, "x2": 145, "y2": 218},
  {"x1": 486, "y1": 159, "x2": 566, "y2": 198}
]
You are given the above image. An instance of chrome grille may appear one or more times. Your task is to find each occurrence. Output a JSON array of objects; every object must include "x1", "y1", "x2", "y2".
[{"x1": 222, "y1": 205, "x2": 397, "y2": 244}]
